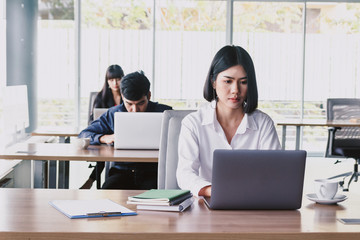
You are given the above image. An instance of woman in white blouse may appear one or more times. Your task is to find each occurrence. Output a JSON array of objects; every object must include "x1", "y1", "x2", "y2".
[{"x1": 176, "y1": 45, "x2": 281, "y2": 197}]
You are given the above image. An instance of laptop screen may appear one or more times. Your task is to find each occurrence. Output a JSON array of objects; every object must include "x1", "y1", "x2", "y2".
[
  {"x1": 206, "y1": 149, "x2": 306, "y2": 210},
  {"x1": 114, "y1": 112, "x2": 163, "y2": 150}
]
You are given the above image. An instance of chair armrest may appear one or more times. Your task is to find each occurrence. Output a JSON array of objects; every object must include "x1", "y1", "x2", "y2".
[{"x1": 325, "y1": 127, "x2": 340, "y2": 157}]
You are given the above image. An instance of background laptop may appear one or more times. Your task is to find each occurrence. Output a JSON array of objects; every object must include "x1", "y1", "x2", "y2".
[
  {"x1": 93, "y1": 108, "x2": 108, "y2": 120},
  {"x1": 204, "y1": 149, "x2": 307, "y2": 210},
  {"x1": 114, "y1": 112, "x2": 163, "y2": 150}
]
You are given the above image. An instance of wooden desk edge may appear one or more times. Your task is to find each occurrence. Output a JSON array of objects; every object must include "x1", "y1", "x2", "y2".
[
  {"x1": 1, "y1": 232, "x2": 359, "y2": 240},
  {"x1": 31, "y1": 132, "x2": 79, "y2": 137},
  {"x1": 277, "y1": 121, "x2": 360, "y2": 127},
  {"x1": 0, "y1": 155, "x2": 158, "y2": 162}
]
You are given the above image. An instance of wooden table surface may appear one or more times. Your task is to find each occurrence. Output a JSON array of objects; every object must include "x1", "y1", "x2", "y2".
[
  {"x1": 31, "y1": 127, "x2": 80, "y2": 137},
  {"x1": 0, "y1": 188, "x2": 359, "y2": 240},
  {"x1": 0, "y1": 142, "x2": 158, "y2": 189},
  {"x1": 276, "y1": 119, "x2": 360, "y2": 150},
  {"x1": 0, "y1": 142, "x2": 159, "y2": 162},
  {"x1": 277, "y1": 119, "x2": 360, "y2": 127}
]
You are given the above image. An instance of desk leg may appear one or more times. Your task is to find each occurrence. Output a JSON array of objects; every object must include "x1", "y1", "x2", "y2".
[
  {"x1": 96, "y1": 164, "x2": 101, "y2": 189},
  {"x1": 33, "y1": 160, "x2": 47, "y2": 188},
  {"x1": 48, "y1": 160, "x2": 57, "y2": 188},
  {"x1": 295, "y1": 126, "x2": 301, "y2": 150},
  {"x1": 281, "y1": 125, "x2": 286, "y2": 150},
  {"x1": 30, "y1": 160, "x2": 34, "y2": 188},
  {"x1": 57, "y1": 136, "x2": 70, "y2": 189},
  {"x1": 58, "y1": 161, "x2": 69, "y2": 189}
]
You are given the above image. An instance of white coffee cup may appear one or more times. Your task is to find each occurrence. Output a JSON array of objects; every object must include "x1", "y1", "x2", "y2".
[
  {"x1": 314, "y1": 179, "x2": 339, "y2": 200},
  {"x1": 27, "y1": 143, "x2": 37, "y2": 153},
  {"x1": 72, "y1": 137, "x2": 90, "y2": 150}
]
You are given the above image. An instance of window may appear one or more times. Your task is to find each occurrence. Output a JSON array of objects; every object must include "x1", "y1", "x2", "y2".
[
  {"x1": 37, "y1": 0, "x2": 76, "y2": 127},
  {"x1": 80, "y1": 0, "x2": 153, "y2": 127},
  {"x1": 0, "y1": 0, "x2": 6, "y2": 140},
  {"x1": 154, "y1": 0, "x2": 226, "y2": 109},
  {"x1": 303, "y1": 2, "x2": 360, "y2": 152},
  {"x1": 233, "y1": 1, "x2": 304, "y2": 116},
  {"x1": 233, "y1": 1, "x2": 305, "y2": 149},
  {"x1": 33, "y1": 0, "x2": 359, "y2": 154}
]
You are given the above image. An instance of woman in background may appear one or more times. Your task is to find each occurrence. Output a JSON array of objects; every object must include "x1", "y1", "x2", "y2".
[
  {"x1": 88, "y1": 64, "x2": 125, "y2": 124},
  {"x1": 176, "y1": 45, "x2": 281, "y2": 197},
  {"x1": 81, "y1": 64, "x2": 125, "y2": 189}
]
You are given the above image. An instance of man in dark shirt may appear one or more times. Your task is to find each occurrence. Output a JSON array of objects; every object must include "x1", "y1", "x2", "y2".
[{"x1": 79, "y1": 71, "x2": 172, "y2": 189}]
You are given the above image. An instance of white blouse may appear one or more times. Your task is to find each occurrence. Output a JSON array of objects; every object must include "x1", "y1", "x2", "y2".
[{"x1": 176, "y1": 101, "x2": 281, "y2": 196}]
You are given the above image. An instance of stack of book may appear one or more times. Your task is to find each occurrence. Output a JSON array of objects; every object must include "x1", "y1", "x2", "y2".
[{"x1": 127, "y1": 189, "x2": 194, "y2": 212}]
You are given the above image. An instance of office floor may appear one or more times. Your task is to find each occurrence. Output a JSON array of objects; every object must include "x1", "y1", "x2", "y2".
[
  {"x1": 68, "y1": 157, "x2": 360, "y2": 194},
  {"x1": 68, "y1": 161, "x2": 100, "y2": 189}
]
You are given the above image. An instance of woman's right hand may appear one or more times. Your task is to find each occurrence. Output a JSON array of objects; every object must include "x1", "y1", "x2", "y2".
[
  {"x1": 99, "y1": 134, "x2": 115, "y2": 144},
  {"x1": 198, "y1": 185, "x2": 212, "y2": 197}
]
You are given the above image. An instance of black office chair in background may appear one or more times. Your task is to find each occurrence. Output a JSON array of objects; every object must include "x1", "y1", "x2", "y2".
[{"x1": 325, "y1": 98, "x2": 360, "y2": 191}]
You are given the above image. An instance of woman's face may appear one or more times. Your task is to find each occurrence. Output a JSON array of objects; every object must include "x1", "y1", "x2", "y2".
[
  {"x1": 213, "y1": 64, "x2": 248, "y2": 110},
  {"x1": 107, "y1": 78, "x2": 121, "y2": 92}
]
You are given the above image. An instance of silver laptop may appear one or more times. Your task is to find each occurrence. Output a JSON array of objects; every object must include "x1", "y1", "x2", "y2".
[
  {"x1": 93, "y1": 108, "x2": 108, "y2": 120},
  {"x1": 114, "y1": 112, "x2": 163, "y2": 150},
  {"x1": 204, "y1": 149, "x2": 306, "y2": 210}
]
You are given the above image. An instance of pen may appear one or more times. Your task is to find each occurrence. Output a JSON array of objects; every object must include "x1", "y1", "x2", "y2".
[{"x1": 86, "y1": 211, "x2": 122, "y2": 217}]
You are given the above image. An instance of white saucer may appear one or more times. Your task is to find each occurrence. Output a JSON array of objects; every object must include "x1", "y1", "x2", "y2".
[{"x1": 306, "y1": 193, "x2": 348, "y2": 205}]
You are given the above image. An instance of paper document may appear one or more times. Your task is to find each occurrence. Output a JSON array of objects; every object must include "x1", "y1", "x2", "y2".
[{"x1": 49, "y1": 199, "x2": 137, "y2": 219}]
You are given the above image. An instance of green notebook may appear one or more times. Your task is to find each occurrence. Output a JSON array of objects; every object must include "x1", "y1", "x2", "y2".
[{"x1": 128, "y1": 189, "x2": 191, "y2": 205}]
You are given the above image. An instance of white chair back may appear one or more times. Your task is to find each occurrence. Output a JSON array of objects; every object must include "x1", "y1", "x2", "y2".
[{"x1": 158, "y1": 110, "x2": 195, "y2": 189}]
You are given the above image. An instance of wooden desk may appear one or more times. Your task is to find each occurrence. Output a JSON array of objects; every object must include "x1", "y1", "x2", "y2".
[
  {"x1": 0, "y1": 142, "x2": 158, "y2": 162},
  {"x1": 0, "y1": 143, "x2": 158, "y2": 189},
  {"x1": 0, "y1": 188, "x2": 359, "y2": 240},
  {"x1": 277, "y1": 119, "x2": 360, "y2": 150},
  {"x1": 31, "y1": 128, "x2": 80, "y2": 188},
  {"x1": 31, "y1": 127, "x2": 79, "y2": 143}
]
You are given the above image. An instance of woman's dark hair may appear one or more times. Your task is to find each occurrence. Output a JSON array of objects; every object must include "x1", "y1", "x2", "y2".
[
  {"x1": 203, "y1": 45, "x2": 258, "y2": 113},
  {"x1": 120, "y1": 71, "x2": 150, "y2": 101},
  {"x1": 97, "y1": 64, "x2": 124, "y2": 107}
]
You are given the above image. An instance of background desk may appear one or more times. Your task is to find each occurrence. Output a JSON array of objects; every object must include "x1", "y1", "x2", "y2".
[
  {"x1": 0, "y1": 142, "x2": 159, "y2": 162},
  {"x1": 31, "y1": 128, "x2": 79, "y2": 188},
  {"x1": 0, "y1": 143, "x2": 158, "y2": 189},
  {"x1": 31, "y1": 127, "x2": 79, "y2": 143},
  {"x1": 277, "y1": 120, "x2": 360, "y2": 150},
  {"x1": 0, "y1": 188, "x2": 359, "y2": 240}
]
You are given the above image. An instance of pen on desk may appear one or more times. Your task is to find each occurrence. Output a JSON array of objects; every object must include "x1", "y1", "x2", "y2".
[{"x1": 86, "y1": 211, "x2": 122, "y2": 217}]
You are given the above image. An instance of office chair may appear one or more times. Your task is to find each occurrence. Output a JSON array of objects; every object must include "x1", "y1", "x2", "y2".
[
  {"x1": 325, "y1": 98, "x2": 360, "y2": 191},
  {"x1": 88, "y1": 91, "x2": 98, "y2": 125},
  {"x1": 158, "y1": 110, "x2": 195, "y2": 189}
]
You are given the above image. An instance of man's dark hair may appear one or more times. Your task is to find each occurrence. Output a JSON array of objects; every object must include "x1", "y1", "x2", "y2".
[{"x1": 120, "y1": 71, "x2": 150, "y2": 101}]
